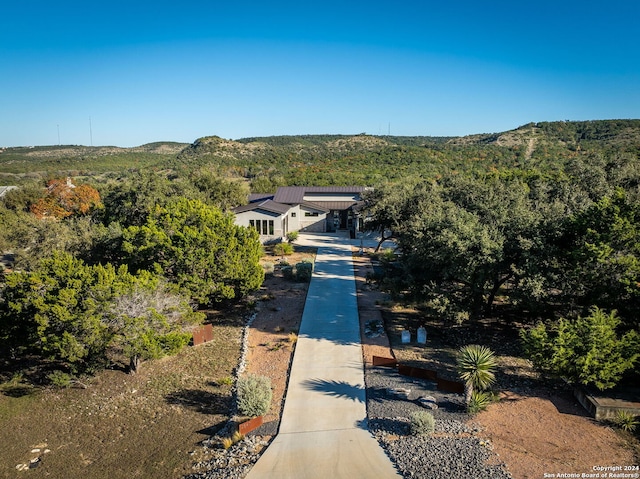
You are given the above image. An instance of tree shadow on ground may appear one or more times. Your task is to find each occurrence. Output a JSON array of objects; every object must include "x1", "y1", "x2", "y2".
[
  {"x1": 165, "y1": 389, "x2": 232, "y2": 415},
  {"x1": 301, "y1": 378, "x2": 365, "y2": 403},
  {"x1": 0, "y1": 384, "x2": 36, "y2": 398}
]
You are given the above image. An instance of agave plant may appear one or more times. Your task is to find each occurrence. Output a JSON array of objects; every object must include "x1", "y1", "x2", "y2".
[{"x1": 457, "y1": 344, "x2": 498, "y2": 406}]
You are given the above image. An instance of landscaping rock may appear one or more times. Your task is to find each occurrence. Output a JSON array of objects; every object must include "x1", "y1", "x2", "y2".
[
  {"x1": 365, "y1": 366, "x2": 512, "y2": 479},
  {"x1": 417, "y1": 396, "x2": 438, "y2": 409},
  {"x1": 387, "y1": 387, "x2": 411, "y2": 399},
  {"x1": 187, "y1": 435, "x2": 270, "y2": 479}
]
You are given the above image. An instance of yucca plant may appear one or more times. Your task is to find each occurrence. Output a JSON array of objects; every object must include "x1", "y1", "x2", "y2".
[
  {"x1": 467, "y1": 390, "x2": 496, "y2": 415},
  {"x1": 457, "y1": 344, "x2": 498, "y2": 406}
]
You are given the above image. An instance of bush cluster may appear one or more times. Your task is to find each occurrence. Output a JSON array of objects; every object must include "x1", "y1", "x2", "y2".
[
  {"x1": 279, "y1": 259, "x2": 314, "y2": 282},
  {"x1": 237, "y1": 374, "x2": 272, "y2": 417},
  {"x1": 410, "y1": 411, "x2": 435, "y2": 436}
]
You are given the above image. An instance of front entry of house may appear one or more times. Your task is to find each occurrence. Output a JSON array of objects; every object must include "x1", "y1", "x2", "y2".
[{"x1": 327, "y1": 210, "x2": 348, "y2": 232}]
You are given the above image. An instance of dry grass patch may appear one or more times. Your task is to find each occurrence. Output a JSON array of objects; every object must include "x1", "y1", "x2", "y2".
[{"x1": 0, "y1": 323, "x2": 242, "y2": 479}]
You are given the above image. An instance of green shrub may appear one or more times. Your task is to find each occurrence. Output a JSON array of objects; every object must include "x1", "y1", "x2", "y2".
[
  {"x1": 48, "y1": 370, "x2": 73, "y2": 388},
  {"x1": 295, "y1": 261, "x2": 313, "y2": 282},
  {"x1": 520, "y1": 307, "x2": 640, "y2": 390},
  {"x1": 217, "y1": 376, "x2": 234, "y2": 386},
  {"x1": 281, "y1": 265, "x2": 294, "y2": 280},
  {"x1": 286, "y1": 231, "x2": 299, "y2": 243},
  {"x1": 613, "y1": 410, "x2": 638, "y2": 432},
  {"x1": 273, "y1": 242, "x2": 294, "y2": 256},
  {"x1": 380, "y1": 248, "x2": 396, "y2": 263},
  {"x1": 157, "y1": 332, "x2": 192, "y2": 355},
  {"x1": 237, "y1": 374, "x2": 272, "y2": 417},
  {"x1": 410, "y1": 411, "x2": 435, "y2": 436},
  {"x1": 262, "y1": 262, "x2": 275, "y2": 276}
]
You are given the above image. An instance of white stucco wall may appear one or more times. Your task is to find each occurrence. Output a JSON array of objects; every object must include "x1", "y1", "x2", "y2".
[
  {"x1": 298, "y1": 205, "x2": 327, "y2": 232},
  {"x1": 234, "y1": 209, "x2": 286, "y2": 242}
]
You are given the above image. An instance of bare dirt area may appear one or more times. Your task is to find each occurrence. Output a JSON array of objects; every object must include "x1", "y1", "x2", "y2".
[
  {"x1": 352, "y1": 249, "x2": 639, "y2": 479},
  {"x1": 0, "y1": 321, "x2": 243, "y2": 479},
  {"x1": 476, "y1": 392, "x2": 637, "y2": 479},
  {"x1": 244, "y1": 247, "x2": 315, "y2": 428}
]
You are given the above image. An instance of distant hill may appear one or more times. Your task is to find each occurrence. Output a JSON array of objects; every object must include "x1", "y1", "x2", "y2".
[
  {"x1": 173, "y1": 120, "x2": 640, "y2": 187},
  {"x1": 0, "y1": 142, "x2": 189, "y2": 180},
  {"x1": 2, "y1": 121, "x2": 638, "y2": 185}
]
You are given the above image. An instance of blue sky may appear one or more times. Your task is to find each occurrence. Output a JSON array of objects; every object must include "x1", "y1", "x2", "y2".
[{"x1": 1, "y1": 0, "x2": 638, "y2": 147}]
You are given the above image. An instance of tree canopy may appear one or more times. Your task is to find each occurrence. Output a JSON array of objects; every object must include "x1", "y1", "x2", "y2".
[
  {"x1": 0, "y1": 252, "x2": 202, "y2": 373},
  {"x1": 121, "y1": 198, "x2": 264, "y2": 305}
]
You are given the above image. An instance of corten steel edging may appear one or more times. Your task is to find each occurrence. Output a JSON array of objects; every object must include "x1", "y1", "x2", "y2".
[
  {"x1": 372, "y1": 356, "x2": 398, "y2": 367},
  {"x1": 239, "y1": 416, "x2": 264, "y2": 435},
  {"x1": 192, "y1": 324, "x2": 214, "y2": 346},
  {"x1": 373, "y1": 356, "x2": 465, "y2": 394}
]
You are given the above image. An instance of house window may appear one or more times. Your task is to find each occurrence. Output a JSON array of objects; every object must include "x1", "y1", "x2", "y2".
[
  {"x1": 291, "y1": 212, "x2": 296, "y2": 217},
  {"x1": 253, "y1": 220, "x2": 261, "y2": 234},
  {"x1": 249, "y1": 220, "x2": 254, "y2": 228},
  {"x1": 269, "y1": 220, "x2": 274, "y2": 235},
  {"x1": 304, "y1": 211, "x2": 319, "y2": 217}
]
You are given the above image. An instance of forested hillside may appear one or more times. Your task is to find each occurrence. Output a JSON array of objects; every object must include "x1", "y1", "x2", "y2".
[
  {"x1": 0, "y1": 142, "x2": 187, "y2": 181},
  {"x1": 173, "y1": 120, "x2": 640, "y2": 191},
  {"x1": 2, "y1": 120, "x2": 639, "y2": 189}
]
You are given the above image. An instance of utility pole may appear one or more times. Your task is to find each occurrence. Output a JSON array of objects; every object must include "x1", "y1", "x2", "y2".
[
  {"x1": 89, "y1": 117, "x2": 93, "y2": 146},
  {"x1": 57, "y1": 124, "x2": 60, "y2": 145}
]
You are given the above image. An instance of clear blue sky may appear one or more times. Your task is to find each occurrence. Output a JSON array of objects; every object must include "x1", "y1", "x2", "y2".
[{"x1": 1, "y1": 0, "x2": 638, "y2": 147}]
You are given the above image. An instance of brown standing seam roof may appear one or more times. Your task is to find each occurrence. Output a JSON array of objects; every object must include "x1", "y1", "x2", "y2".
[
  {"x1": 232, "y1": 199, "x2": 290, "y2": 215},
  {"x1": 248, "y1": 193, "x2": 274, "y2": 203},
  {"x1": 273, "y1": 186, "x2": 366, "y2": 204}
]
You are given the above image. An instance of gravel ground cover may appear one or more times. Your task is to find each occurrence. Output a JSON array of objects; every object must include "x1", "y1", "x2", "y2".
[{"x1": 365, "y1": 366, "x2": 512, "y2": 479}]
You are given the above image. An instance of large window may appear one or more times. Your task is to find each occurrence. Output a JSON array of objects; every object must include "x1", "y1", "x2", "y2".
[
  {"x1": 250, "y1": 219, "x2": 275, "y2": 235},
  {"x1": 304, "y1": 211, "x2": 319, "y2": 217}
]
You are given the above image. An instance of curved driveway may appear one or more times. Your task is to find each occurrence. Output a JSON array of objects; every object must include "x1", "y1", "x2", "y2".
[{"x1": 246, "y1": 233, "x2": 400, "y2": 478}]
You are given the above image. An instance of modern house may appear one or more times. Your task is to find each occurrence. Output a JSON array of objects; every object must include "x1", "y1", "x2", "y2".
[{"x1": 233, "y1": 186, "x2": 367, "y2": 242}]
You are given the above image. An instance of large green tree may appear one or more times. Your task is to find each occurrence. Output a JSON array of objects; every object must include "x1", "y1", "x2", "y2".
[
  {"x1": 387, "y1": 176, "x2": 549, "y2": 318},
  {"x1": 558, "y1": 189, "x2": 640, "y2": 319},
  {"x1": 521, "y1": 307, "x2": 639, "y2": 390},
  {"x1": 189, "y1": 168, "x2": 249, "y2": 211},
  {"x1": 121, "y1": 198, "x2": 264, "y2": 305},
  {"x1": 0, "y1": 252, "x2": 201, "y2": 373}
]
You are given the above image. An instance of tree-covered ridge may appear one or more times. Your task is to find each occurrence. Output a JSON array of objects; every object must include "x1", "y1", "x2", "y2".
[
  {"x1": 0, "y1": 142, "x2": 188, "y2": 179},
  {"x1": 1, "y1": 120, "x2": 638, "y2": 186},
  {"x1": 171, "y1": 120, "x2": 640, "y2": 190}
]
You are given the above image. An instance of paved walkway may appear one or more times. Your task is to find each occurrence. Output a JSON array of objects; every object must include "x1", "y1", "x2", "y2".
[{"x1": 246, "y1": 233, "x2": 400, "y2": 478}]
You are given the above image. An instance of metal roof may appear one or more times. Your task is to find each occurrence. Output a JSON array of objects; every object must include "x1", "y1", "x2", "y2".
[
  {"x1": 248, "y1": 193, "x2": 274, "y2": 203},
  {"x1": 303, "y1": 201, "x2": 358, "y2": 211},
  {"x1": 273, "y1": 186, "x2": 366, "y2": 204},
  {"x1": 233, "y1": 199, "x2": 291, "y2": 215}
]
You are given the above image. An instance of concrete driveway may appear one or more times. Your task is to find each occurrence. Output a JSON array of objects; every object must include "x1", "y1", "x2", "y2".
[{"x1": 246, "y1": 233, "x2": 400, "y2": 478}]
